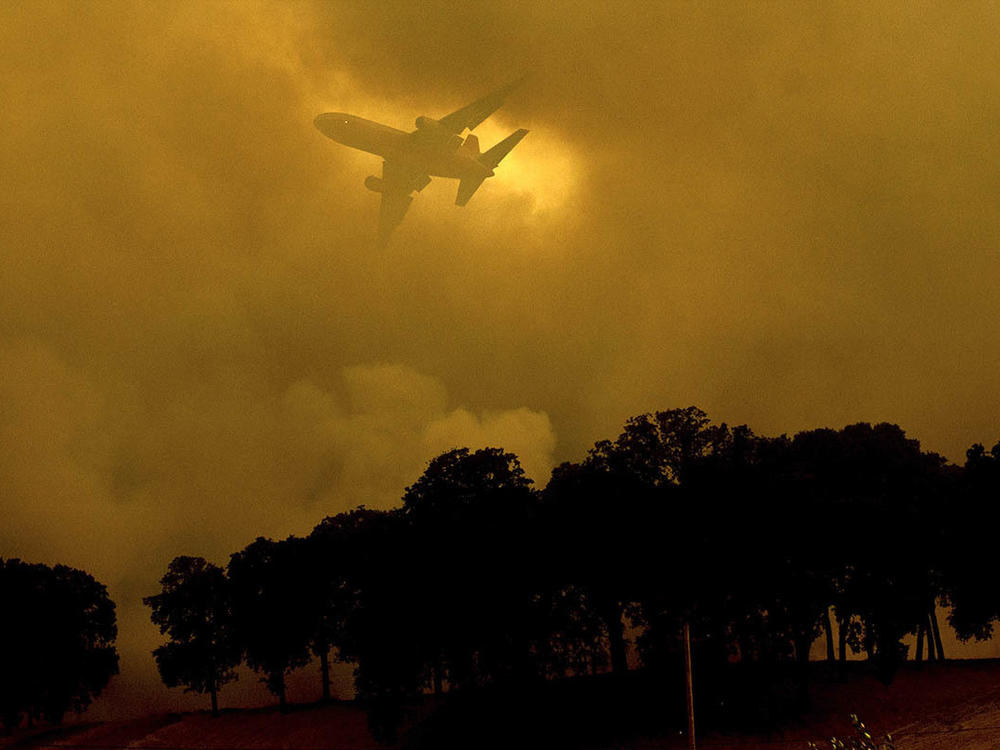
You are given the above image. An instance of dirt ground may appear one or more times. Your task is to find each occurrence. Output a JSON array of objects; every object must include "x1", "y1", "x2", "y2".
[
  {"x1": 658, "y1": 660, "x2": 1000, "y2": 749},
  {"x1": 0, "y1": 703, "x2": 391, "y2": 750},
  {"x1": 4, "y1": 661, "x2": 1000, "y2": 750}
]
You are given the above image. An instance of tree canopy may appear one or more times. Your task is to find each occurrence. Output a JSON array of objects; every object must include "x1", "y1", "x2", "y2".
[
  {"x1": 0, "y1": 558, "x2": 118, "y2": 733},
  {"x1": 144, "y1": 556, "x2": 241, "y2": 716},
  {"x1": 227, "y1": 537, "x2": 315, "y2": 712},
  {"x1": 138, "y1": 408, "x2": 1000, "y2": 736}
]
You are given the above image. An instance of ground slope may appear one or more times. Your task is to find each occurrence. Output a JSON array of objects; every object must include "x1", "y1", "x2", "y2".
[{"x1": 4, "y1": 661, "x2": 1000, "y2": 750}]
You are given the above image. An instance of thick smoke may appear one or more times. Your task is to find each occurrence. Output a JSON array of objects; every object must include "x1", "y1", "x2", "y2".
[{"x1": 3, "y1": 0, "x2": 1000, "y2": 713}]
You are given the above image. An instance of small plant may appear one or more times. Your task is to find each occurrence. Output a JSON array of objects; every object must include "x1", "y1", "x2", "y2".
[{"x1": 808, "y1": 714, "x2": 895, "y2": 750}]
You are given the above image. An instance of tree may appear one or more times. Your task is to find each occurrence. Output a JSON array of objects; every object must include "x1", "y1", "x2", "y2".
[
  {"x1": 566, "y1": 411, "x2": 949, "y2": 709},
  {"x1": 339, "y1": 508, "x2": 424, "y2": 739},
  {"x1": 787, "y1": 423, "x2": 948, "y2": 685},
  {"x1": 943, "y1": 441, "x2": 1000, "y2": 643},
  {"x1": 307, "y1": 508, "x2": 380, "y2": 702},
  {"x1": 228, "y1": 537, "x2": 313, "y2": 711},
  {"x1": 401, "y1": 448, "x2": 541, "y2": 690},
  {"x1": 541, "y1": 458, "x2": 654, "y2": 675},
  {"x1": 579, "y1": 408, "x2": 758, "y2": 677},
  {"x1": 144, "y1": 556, "x2": 240, "y2": 716},
  {"x1": 0, "y1": 559, "x2": 118, "y2": 733}
]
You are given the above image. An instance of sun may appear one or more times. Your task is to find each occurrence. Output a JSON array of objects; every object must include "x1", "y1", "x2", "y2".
[{"x1": 470, "y1": 119, "x2": 582, "y2": 216}]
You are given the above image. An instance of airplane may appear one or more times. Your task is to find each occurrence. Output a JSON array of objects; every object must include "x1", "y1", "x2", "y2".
[{"x1": 314, "y1": 77, "x2": 528, "y2": 244}]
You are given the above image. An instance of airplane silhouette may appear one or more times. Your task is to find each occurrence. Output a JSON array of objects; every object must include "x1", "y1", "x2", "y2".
[{"x1": 314, "y1": 77, "x2": 528, "y2": 244}]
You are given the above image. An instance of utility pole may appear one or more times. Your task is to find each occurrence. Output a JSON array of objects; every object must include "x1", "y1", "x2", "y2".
[{"x1": 684, "y1": 620, "x2": 696, "y2": 750}]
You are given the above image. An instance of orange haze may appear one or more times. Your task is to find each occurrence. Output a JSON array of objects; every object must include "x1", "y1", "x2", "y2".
[{"x1": 3, "y1": 0, "x2": 1000, "y2": 716}]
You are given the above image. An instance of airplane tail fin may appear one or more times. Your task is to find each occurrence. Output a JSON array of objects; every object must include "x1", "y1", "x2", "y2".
[
  {"x1": 456, "y1": 129, "x2": 527, "y2": 206},
  {"x1": 478, "y1": 128, "x2": 528, "y2": 170},
  {"x1": 456, "y1": 175, "x2": 487, "y2": 206},
  {"x1": 462, "y1": 133, "x2": 480, "y2": 156}
]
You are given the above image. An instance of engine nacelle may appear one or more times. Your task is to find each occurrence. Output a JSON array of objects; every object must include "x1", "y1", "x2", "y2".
[
  {"x1": 364, "y1": 175, "x2": 383, "y2": 193},
  {"x1": 415, "y1": 116, "x2": 439, "y2": 130}
]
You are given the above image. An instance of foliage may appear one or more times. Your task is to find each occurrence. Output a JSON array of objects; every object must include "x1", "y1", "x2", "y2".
[
  {"x1": 306, "y1": 509, "x2": 376, "y2": 700},
  {"x1": 143, "y1": 556, "x2": 241, "y2": 715},
  {"x1": 227, "y1": 537, "x2": 314, "y2": 710},
  {"x1": 0, "y1": 558, "x2": 118, "y2": 732},
  {"x1": 943, "y1": 441, "x2": 1000, "y2": 641},
  {"x1": 400, "y1": 447, "x2": 542, "y2": 690},
  {"x1": 808, "y1": 714, "x2": 895, "y2": 750},
  {"x1": 137, "y1": 406, "x2": 1000, "y2": 732}
]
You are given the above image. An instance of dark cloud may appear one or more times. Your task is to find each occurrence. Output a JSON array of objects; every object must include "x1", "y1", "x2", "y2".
[{"x1": 3, "y1": 0, "x2": 1000, "y2": 713}]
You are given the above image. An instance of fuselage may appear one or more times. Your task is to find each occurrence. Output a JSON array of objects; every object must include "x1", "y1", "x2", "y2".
[{"x1": 313, "y1": 113, "x2": 491, "y2": 180}]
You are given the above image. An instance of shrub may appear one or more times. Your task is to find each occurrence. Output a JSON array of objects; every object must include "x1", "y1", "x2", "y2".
[{"x1": 809, "y1": 714, "x2": 895, "y2": 750}]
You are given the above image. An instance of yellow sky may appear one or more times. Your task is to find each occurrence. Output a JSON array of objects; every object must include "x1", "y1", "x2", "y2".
[{"x1": 3, "y1": 0, "x2": 1000, "y2": 714}]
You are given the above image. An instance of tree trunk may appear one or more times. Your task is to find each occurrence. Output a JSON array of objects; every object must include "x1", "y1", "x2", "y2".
[
  {"x1": 599, "y1": 599, "x2": 628, "y2": 674},
  {"x1": 836, "y1": 612, "x2": 848, "y2": 680},
  {"x1": 837, "y1": 615, "x2": 847, "y2": 660},
  {"x1": 433, "y1": 662, "x2": 444, "y2": 696},
  {"x1": 925, "y1": 612, "x2": 936, "y2": 662},
  {"x1": 208, "y1": 655, "x2": 220, "y2": 717},
  {"x1": 795, "y1": 633, "x2": 812, "y2": 711},
  {"x1": 319, "y1": 647, "x2": 331, "y2": 702},
  {"x1": 277, "y1": 674, "x2": 288, "y2": 713},
  {"x1": 823, "y1": 607, "x2": 836, "y2": 662},
  {"x1": 929, "y1": 602, "x2": 945, "y2": 661},
  {"x1": 915, "y1": 622, "x2": 924, "y2": 664}
]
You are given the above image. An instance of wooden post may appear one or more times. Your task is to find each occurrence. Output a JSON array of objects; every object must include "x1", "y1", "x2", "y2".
[{"x1": 684, "y1": 620, "x2": 696, "y2": 750}]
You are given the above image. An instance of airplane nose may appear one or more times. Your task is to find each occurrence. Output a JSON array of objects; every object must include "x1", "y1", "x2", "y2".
[
  {"x1": 314, "y1": 113, "x2": 332, "y2": 132},
  {"x1": 314, "y1": 113, "x2": 351, "y2": 140}
]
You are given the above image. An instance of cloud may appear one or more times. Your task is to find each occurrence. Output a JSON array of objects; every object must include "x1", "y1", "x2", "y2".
[
  {"x1": 422, "y1": 406, "x2": 556, "y2": 487},
  {"x1": 0, "y1": 346, "x2": 555, "y2": 712},
  {"x1": 4, "y1": 0, "x2": 1000, "y2": 712},
  {"x1": 275, "y1": 364, "x2": 556, "y2": 511}
]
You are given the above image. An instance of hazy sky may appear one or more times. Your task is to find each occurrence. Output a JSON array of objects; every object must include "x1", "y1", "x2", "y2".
[{"x1": 3, "y1": 0, "x2": 1000, "y2": 714}]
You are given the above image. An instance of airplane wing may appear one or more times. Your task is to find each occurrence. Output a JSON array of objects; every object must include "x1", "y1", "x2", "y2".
[
  {"x1": 436, "y1": 75, "x2": 527, "y2": 134},
  {"x1": 377, "y1": 160, "x2": 431, "y2": 245}
]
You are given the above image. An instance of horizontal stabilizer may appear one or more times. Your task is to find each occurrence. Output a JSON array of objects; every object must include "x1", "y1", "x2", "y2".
[
  {"x1": 456, "y1": 176, "x2": 487, "y2": 207},
  {"x1": 479, "y1": 128, "x2": 529, "y2": 170}
]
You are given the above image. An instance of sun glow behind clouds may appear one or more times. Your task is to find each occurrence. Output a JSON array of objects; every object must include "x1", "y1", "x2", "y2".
[
  {"x1": 472, "y1": 119, "x2": 581, "y2": 216},
  {"x1": 307, "y1": 98, "x2": 580, "y2": 221},
  {"x1": 307, "y1": 60, "x2": 579, "y2": 221}
]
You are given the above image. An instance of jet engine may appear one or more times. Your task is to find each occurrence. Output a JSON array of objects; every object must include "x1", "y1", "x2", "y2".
[
  {"x1": 415, "y1": 116, "x2": 462, "y2": 148},
  {"x1": 364, "y1": 175, "x2": 383, "y2": 193}
]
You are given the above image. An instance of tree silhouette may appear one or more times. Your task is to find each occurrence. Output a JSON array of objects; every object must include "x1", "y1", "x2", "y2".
[
  {"x1": 579, "y1": 408, "x2": 757, "y2": 678},
  {"x1": 542, "y1": 458, "x2": 654, "y2": 675},
  {"x1": 401, "y1": 447, "x2": 541, "y2": 690},
  {"x1": 0, "y1": 559, "x2": 118, "y2": 733},
  {"x1": 776, "y1": 424, "x2": 948, "y2": 685},
  {"x1": 114, "y1": 406, "x2": 994, "y2": 736},
  {"x1": 144, "y1": 556, "x2": 241, "y2": 716},
  {"x1": 944, "y1": 441, "x2": 1000, "y2": 643},
  {"x1": 330, "y1": 507, "x2": 423, "y2": 740},
  {"x1": 228, "y1": 537, "x2": 314, "y2": 711},
  {"x1": 307, "y1": 508, "x2": 381, "y2": 701}
]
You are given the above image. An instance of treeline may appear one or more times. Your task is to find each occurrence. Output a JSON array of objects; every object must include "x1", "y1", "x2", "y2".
[
  {"x1": 0, "y1": 559, "x2": 118, "y2": 734},
  {"x1": 145, "y1": 407, "x2": 1000, "y2": 732}
]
